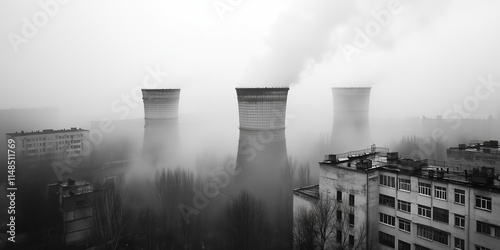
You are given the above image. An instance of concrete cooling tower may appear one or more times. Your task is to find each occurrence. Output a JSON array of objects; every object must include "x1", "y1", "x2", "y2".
[
  {"x1": 233, "y1": 87, "x2": 292, "y2": 249},
  {"x1": 331, "y1": 87, "x2": 372, "y2": 153},
  {"x1": 142, "y1": 89, "x2": 180, "y2": 169}
]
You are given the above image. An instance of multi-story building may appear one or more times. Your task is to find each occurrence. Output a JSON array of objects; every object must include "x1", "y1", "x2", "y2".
[
  {"x1": 294, "y1": 147, "x2": 500, "y2": 250},
  {"x1": 6, "y1": 127, "x2": 89, "y2": 162},
  {"x1": 47, "y1": 179, "x2": 100, "y2": 248}
]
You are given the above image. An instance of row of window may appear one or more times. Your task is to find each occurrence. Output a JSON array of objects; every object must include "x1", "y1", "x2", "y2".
[
  {"x1": 379, "y1": 175, "x2": 493, "y2": 211},
  {"x1": 379, "y1": 213, "x2": 411, "y2": 232},
  {"x1": 380, "y1": 221, "x2": 495, "y2": 249}
]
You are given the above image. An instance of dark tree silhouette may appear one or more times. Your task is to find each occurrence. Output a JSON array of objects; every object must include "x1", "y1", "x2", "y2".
[
  {"x1": 293, "y1": 197, "x2": 371, "y2": 250},
  {"x1": 226, "y1": 190, "x2": 271, "y2": 250},
  {"x1": 91, "y1": 179, "x2": 128, "y2": 250}
]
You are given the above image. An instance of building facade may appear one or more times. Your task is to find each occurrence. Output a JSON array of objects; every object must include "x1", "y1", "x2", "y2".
[
  {"x1": 47, "y1": 179, "x2": 100, "y2": 248},
  {"x1": 294, "y1": 148, "x2": 500, "y2": 250},
  {"x1": 6, "y1": 127, "x2": 88, "y2": 162}
]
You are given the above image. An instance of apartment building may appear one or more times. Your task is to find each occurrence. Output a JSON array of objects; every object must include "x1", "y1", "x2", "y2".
[
  {"x1": 6, "y1": 127, "x2": 88, "y2": 162},
  {"x1": 293, "y1": 148, "x2": 500, "y2": 250}
]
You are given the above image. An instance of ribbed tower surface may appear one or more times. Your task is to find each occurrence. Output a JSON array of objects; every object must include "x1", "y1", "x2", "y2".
[
  {"x1": 236, "y1": 88, "x2": 289, "y2": 130},
  {"x1": 142, "y1": 89, "x2": 180, "y2": 120}
]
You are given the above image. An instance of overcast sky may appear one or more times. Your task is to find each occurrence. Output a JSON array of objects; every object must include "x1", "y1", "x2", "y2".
[{"x1": 1, "y1": 0, "x2": 500, "y2": 129}]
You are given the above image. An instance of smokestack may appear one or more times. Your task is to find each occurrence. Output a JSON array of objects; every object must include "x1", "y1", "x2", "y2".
[
  {"x1": 142, "y1": 89, "x2": 180, "y2": 169},
  {"x1": 232, "y1": 87, "x2": 292, "y2": 248},
  {"x1": 331, "y1": 87, "x2": 371, "y2": 153}
]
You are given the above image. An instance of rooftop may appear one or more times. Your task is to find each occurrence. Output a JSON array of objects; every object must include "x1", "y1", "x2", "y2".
[
  {"x1": 448, "y1": 140, "x2": 500, "y2": 154},
  {"x1": 50, "y1": 179, "x2": 99, "y2": 198},
  {"x1": 7, "y1": 127, "x2": 88, "y2": 136},
  {"x1": 320, "y1": 149, "x2": 500, "y2": 193},
  {"x1": 294, "y1": 184, "x2": 320, "y2": 200}
]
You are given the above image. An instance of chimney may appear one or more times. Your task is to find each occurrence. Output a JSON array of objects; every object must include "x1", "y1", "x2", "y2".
[
  {"x1": 331, "y1": 87, "x2": 371, "y2": 153},
  {"x1": 141, "y1": 89, "x2": 181, "y2": 169}
]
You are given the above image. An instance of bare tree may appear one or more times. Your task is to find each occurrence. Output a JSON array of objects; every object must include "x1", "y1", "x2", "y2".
[
  {"x1": 293, "y1": 207, "x2": 316, "y2": 250},
  {"x1": 226, "y1": 190, "x2": 271, "y2": 250},
  {"x1": 312, "y1": 197, "x2": 337, "y2": 250},
  {"x1": 293, "y1": 197, "x2": 370, "y2": 250},
  {"x1": 154, "y1": 167, "x2": 196, "y2": 249},
  {"x1": 91, "y1": 179, "x2": 128, "y2": 250}
]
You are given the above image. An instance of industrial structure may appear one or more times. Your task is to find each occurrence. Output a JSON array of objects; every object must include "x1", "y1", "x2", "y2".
[
  {"x1": 294, "y1": 147, "x2": 500, "y2": 250},
  {"x1": 331, "y1": 87, "x2": 372, "y2": 153},
  {"x1": 233, "y1": 87, "x2": 292, "y2": 249},
  {"x1": 141, "y1": 89, "x2": 181, "y2": 169}
]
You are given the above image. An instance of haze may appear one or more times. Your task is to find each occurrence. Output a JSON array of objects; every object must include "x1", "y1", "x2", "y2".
[{"x1": 1, "y1": 0, "x2": 500, "y2": 160}]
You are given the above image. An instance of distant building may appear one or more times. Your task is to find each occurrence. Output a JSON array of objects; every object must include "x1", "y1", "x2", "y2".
[
  {"x1": 447, "y1": 140, "x2": 500, "y2": 172},
  {"x1": 294, "y1": 148, "x2": 500, "y2": 250},
  {"x1": 6, "y1": 127, "x2": 89, "y2": 163},
  {"x1": 48, "y1": 179, "x2": 101, "y2": 248}
]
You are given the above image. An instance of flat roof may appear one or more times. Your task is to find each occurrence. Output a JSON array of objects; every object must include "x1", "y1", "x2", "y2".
[{"x1": 6, "y1": 128, "x2": 88, "y2": 136}]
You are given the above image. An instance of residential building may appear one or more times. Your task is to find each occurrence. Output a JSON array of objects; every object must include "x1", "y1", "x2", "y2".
[
  {"x1": 294, "y1": 147, "x2": 500, "y2": 250},
  {"x1": 6, "y1": 127, "x2": 89, "y2": 162}
]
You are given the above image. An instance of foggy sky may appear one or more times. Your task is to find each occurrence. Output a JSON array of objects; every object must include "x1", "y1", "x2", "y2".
[{"x1": 1, "y1": 0, "x2": 500, "y2": 132}]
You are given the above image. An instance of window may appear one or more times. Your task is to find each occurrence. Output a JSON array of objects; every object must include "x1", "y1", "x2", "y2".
[
  {"x1": 379, "y1": 194, "x2": 395, "y2": 207},
  {"x1": 417, "y1": 224, "x2": 448, "y2": 245},
  {"x1": 349, "y1": 235, "x2": 354, "y2": 246},
  {"x1": 418, "y1": 205, "x2": 431, "y2": 218},
  {"x1": 415, "y1": 245, "x2": 432, "y2": 250},
  {"x1": 477, "y1": 221, "x2": 500, "y2": 238},
  {"x1": 475, "y1": 246, "x2": 491, "y2": 250},
  {"x1": 398, "y1": 218, "x2": 411, "y2": 233},
  {"x1": 418, "y1": 182, "x2": 431, "y2": 196},
  {"x1": 380, "y1": 174, "x2": 395, "y2": 188},
  {"x1": 379, "y1": 231, "x2": 395, "y2": 248},
  {"x1": 455, "y1": 189, "x2": 465, "y2": 205},
  {"x1": 337, "y1": 190, "x2": 342, "y2": 202},
  {"x1": 435, "y1": 186, "x2": 447, "y2": 200},
  {"x1": 476, "y1": 195, "x2": 492, "y2": 211},
  {"x1": 455, "y1": 214, "x2": 465, "y2": 228},
  {"x1": 398, "y1": 240, "x2": 411, "y2": 250},
  {"x1": 433, "y1": 207, "x2": 449, "y2": 224},
  {"x1": 454, "y1": 237, "x2": 465, "y2": 250},
  {"x1": 336, "y1": 230, "x2": 342, "y2": 243},
  {"x1": 380, "y1": 213, "x2": 395, "y2": 226},
  {"x1": 397, "y1": 200, "x2": 411, "y2": 213},
  {"x1": 337, "y1": 210, "x2": 342, "y2": 221},
  {"x1": 349, "y1": 213, "x2": 354, "y2": 226},
  {"x1": 349, "y1": 194, "x2": 355, "y2": 206},
  {"x1": 398, "y1": 178, "x2": 411, "y2": 191}
]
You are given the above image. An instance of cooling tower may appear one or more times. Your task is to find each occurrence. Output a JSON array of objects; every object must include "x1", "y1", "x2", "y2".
[
  {"x1": 331, "y1": 87, "x2": 371, "y2": 153},
  {"x1": 236, "y1": 88, "x2": 289, "y2": 130},
  {"x1": 142, "y1": 89, "x2": 180, "y2": 169},
  {"x1": 232, "y1": 87, "x2": 292, "y2": 249}
]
